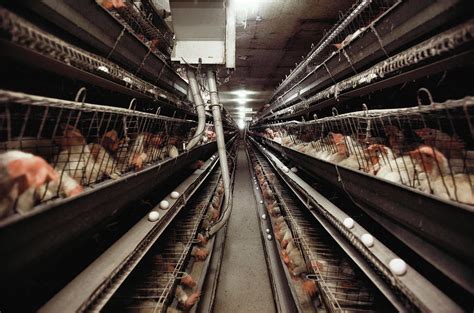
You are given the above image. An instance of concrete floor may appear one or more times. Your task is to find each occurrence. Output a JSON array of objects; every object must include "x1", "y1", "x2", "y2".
[{"x1": 213, "y1": 143, "x2": 276, "y2": 313}]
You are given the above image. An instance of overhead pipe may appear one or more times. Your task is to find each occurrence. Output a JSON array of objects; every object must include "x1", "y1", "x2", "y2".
[
  {"x1": 186, "y1": 69, "x2": 206, "y2": 150},
  {"x1": 206, "y1": 69, "x2": 232, "y2": 237}
]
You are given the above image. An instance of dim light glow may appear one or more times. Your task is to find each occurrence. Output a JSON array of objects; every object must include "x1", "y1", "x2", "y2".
[
  {"x1": 236, "y1": 106, "x2": 253, "y2": 112},
  {"x1": 237, "y1": 119, "x2": 246, "y2": 130},
  {"x1": 232, "y1": 89, "x2": 255, "y2": 98}
]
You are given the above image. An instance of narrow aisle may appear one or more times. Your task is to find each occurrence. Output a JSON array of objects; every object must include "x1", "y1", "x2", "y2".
[{"x1": 213, "y1": 142, "x2": 276, "y2": 313}]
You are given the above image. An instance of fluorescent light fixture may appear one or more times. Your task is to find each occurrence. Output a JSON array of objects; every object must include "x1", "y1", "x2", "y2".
[
  {"x1": 231, "y1": 89, "x2": 255, "y2": 98},
  {"x1": 236, "y1": 107, "x2": 253, "y2": 112}
]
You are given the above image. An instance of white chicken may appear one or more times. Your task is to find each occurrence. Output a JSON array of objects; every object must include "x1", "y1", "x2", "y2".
[
  {"x1": 54, "y1": 125, "x2": 102, "y2": 183},
  {"x1": 0, "y1": 150, "x2": 59, "y2": 217},
  {"x1": 410, "y1": 145, "x2": 474, "y2": 204},
  {"x1": 368, "y1": 144, "x2": 418, "y2": 187}
]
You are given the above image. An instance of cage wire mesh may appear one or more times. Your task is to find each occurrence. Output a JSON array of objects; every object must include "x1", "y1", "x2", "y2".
[
  {"x1": 0, "y1": 7, "x2": 188, "y2": 109},
  {"x1": 98, "y1": 0, "x2": 173, "y2": 57},
  {"x1": 268, "y1": 18, "x2": 474, "y2": 120},
  {"x1": 0, "y1": 90, "x2": 196, "y2": 218},
  {"x1": 271, "y1": 0, "x2": 400, "y2": 106},
  {"x1": 250, "y1": 149, "x2": 384, "y2": 313},
  {"x1": 256, "y1": 95, "x2": 474, "y2": 206},
  {"x1": 102, "y1": 173, "x2": 224, "y2": 313}
]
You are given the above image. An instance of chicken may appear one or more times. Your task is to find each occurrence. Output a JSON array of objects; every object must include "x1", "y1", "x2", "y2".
[
  {"x1": 0, "y1": 151, "x2": 59, "y2": 217},
  {"x1": 262, "y1": 185, "x2": 274, "y2": 201},
  {"x1": 115, "y1": 133, "x2": 150, "y2": 171},
  {"x1": 175, "y1": 286, "x2": 201, "y2": 311},
  {"x1": 302, "y1": 279, "x2": 318, "y2": 297},
  {"x1": 97, "y1": 0, "x2": 125, "y2": 9},
  {"x1": 366, "y1": 144, "x2": 395, "y2": 175},
  {"x1": 54, "y1": 125, "x2": 101, "y2": 184},
  {"x1": 410, "y1": 145, "x2": 474, "y2": 204},
  {"x1": 384, "y1": 125, "x2": 405, "y2": 156},
  {"x1": 36, "y1": 169, "x2": 84, "y2": 203},
  {"x1": 209, "y1": 207, "x2": 220, "y2": 221},
  {"x1": 368, "y1": 144, "x2": 418, "y2": 187},
  {"x1": 332, "y1": 27, "x2": 366, "y2": 50},
  {"x1": 196, "y1": 233, "x2": 208, "y2": 246},
  {"x1": 326, "y1": 133, "x2": 348, "y2": 163},
  {"x1": 180, "y1": 273, "x2": 197, "y2": 288},
  {"x1": 415, "y1": 128, "x2": 465, "y2": 159},
  {"x1": 287, "y1": 248, "x2": 306, "y2": 277},
  {"x1": 159, "y1": 145, "x2": 179, "y2": 160},
  {"x1": 88, "y1": 143, "x2": 120, "y2": 179},
  {"x1": 191, "y1": 246, "x2": 208, "y2": 261}
]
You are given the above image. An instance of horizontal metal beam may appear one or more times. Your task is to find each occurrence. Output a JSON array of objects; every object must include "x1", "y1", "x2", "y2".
[
  {"x1": 38, "y1": 142, "x2": 227, "y2": 313},
  {"x1": 251, "y1": 137, "x2": 464, "y2": 312},
  {"x1": 255, "y1": 136, "x2": 474, "y2": 297},
  {"x1": 0, "y1": 142, "x2": 219, "y2": 280}
]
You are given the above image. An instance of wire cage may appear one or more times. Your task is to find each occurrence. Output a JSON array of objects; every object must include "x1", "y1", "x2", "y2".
[
  {"x1": 0, "y1": 7, "x2": 188, "y2": 109},
  {"x1": 97, "y1": 0, "x2": 174, "y2": 57},
  {"x1": 249, "y1": 149, "x2": 384, "y2": 313},
  {"x1": 102, "y1": 173, "x2": 222, "y2": 313},
  {"x1": 257, "y1": 93, "x2": 474, "y2": 206},
  {"x1": 0, "y1": 89, "x2": 196, "y2": 219},
  {"x1": 271, "y1": 0, "x2": 401, "y2": 105}
]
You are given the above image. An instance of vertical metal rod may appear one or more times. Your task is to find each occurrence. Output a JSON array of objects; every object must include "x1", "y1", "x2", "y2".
[
  {"x1": 186, "y1": 69, "x2": 206, "y2": 150},
  {"x1": 207, "y1": 69, "x2": 232, "y2": 237}
]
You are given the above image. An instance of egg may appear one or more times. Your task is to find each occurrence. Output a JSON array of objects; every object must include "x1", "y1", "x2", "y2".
[
  {"x1": 265, "y1": 228, "x2": 271, "y2": 234},
  {"x1": 389, "y1": 258, "x2": 407, "y2": 276},
  {"x1": 267, "y1": 234, "x2": 272, "y2": 240},
  {"x1": 361, "y1": 233, "x2": 374, "y2": 247},
  {"x1": 261, "y1": 214, "x2": 267, "y2": 220},
  {"x1": 343, "y1": 217, "x2": 355, "y2": 229},
  {"x1": 159, "y1": 200, "x2": 170, "y2": 210},
  {"x1": 170, "y1": 191, "x2": 180, "y2": 199},
  {"x1": 148, "y1": 211, "x2": 160, "y2": 222},
  {"x1": 290, "y1": 167, "x2": 298, "y2": 173}
]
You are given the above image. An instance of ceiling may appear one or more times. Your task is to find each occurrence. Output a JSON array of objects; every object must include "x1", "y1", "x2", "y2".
[{"x1": 217, "y1": 0, "x2": 354, "y2": 122}]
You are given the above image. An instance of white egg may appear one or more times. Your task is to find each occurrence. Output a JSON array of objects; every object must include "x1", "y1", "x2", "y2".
[
  {"x1": 170, "y1": 191, "x2": 180, "y2": 199},
  {"x1": 282, "y1": 166, "x2": 289, "y2": 173},
  {"x1": 261, "y1": 214, "x2": 267, "y2": 220},
  {"x1": 389, "y1": 258, "x2": 407, "y2": 276},
  {"x1": 343, "y1": 217, "x2": 355, "y2": 229},
  {"x1": 148, "y1": 211, "x2": 160, "y2": 222},
  {"x1": 361, "y1": 233, "x2": 374, "y2": 247},
  {"x1": 265, "y1": 228, "x2": 271, "y2": 234},
  {"x1": 159, "y1": 200, "x2": 170, "y2": 210},
  {"x1": 259, "y1": 200, "x2": 263, "y2": 204},
  {"x1": 267, "y1": 234, "x2": 272, "y2": 240},
  {"x1": 290, "y1": 167, "x2": 298, "y2": 173}
]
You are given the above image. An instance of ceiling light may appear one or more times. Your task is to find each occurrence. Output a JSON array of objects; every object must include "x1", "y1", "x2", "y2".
[
  {"x1": 236, "y1": 98, "x2": 247, "y2": 105},
  {"x1": 232, "y1": 89, "x2": 254, "y2": 98},
  {"x1": 236, "y1": 107, "x2": 253, "y2": 112},
  {"x1": 237, "y1": 119, "x2": 246, "y2": 130}
]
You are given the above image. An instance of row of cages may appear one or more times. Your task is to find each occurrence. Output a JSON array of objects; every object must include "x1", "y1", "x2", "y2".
[
  {"x1": 97, "y1": 0, "x2": 174, "y2": 58},
  {"x1": 252, "y1": 93, "x2": 474, "y2": 207},
  {"x1": 272, "y1": 0, "x2": 400, "y2": 100},
  {"x1": 249, "y1": 148, "x2": 387, "y2": 312},
  {"x1": 264, "y1": 17, "x2": 474, "y2": 121},
  {"x1": 0, "y1": 7, "x2": 190, "y2": 110},
  {"x1": 0, "y1": 89, "x2": 221, "y2": 221}
]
